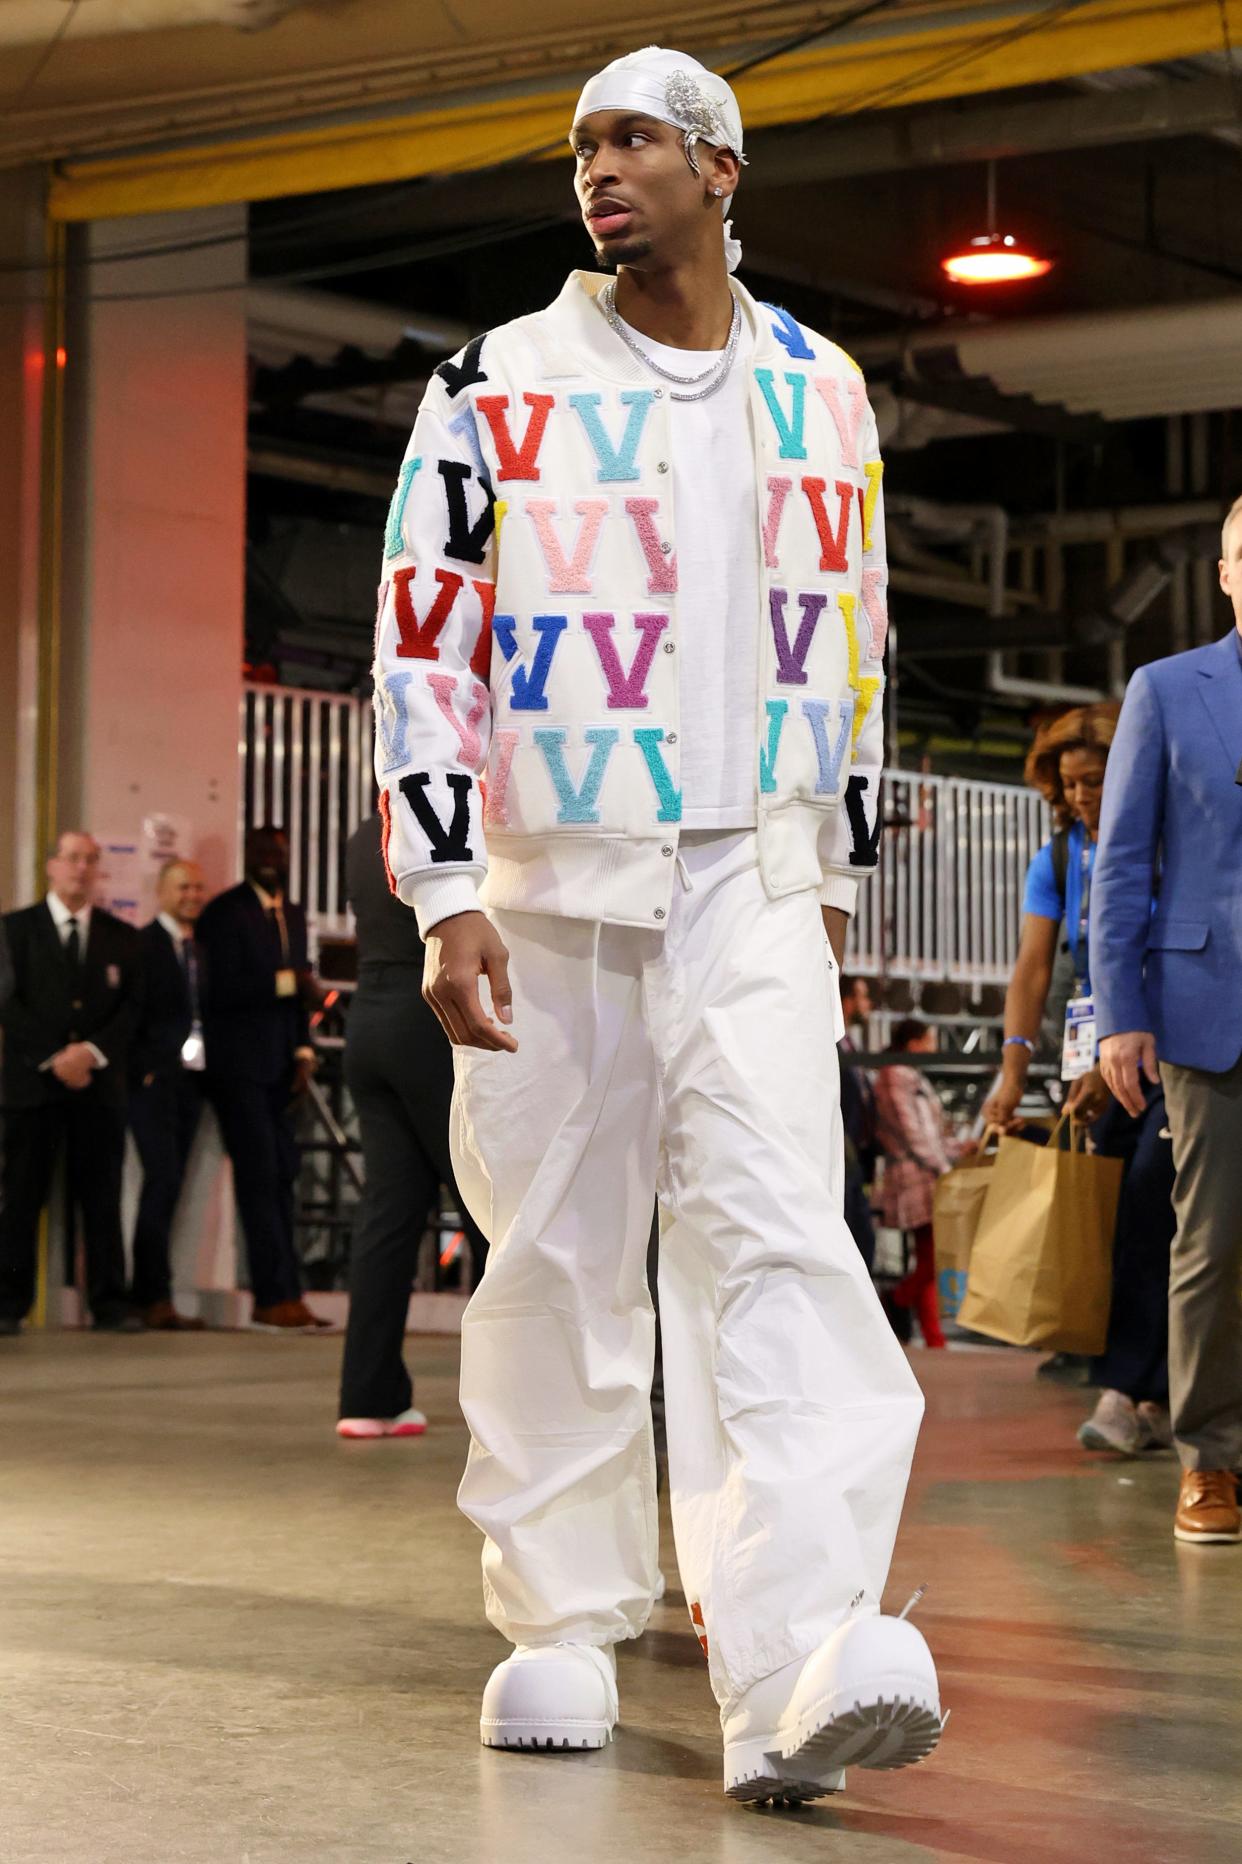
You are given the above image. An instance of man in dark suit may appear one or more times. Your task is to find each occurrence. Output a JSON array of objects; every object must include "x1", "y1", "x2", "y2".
[
  {"x1": 128, "y1": 858, "x2": 210, "y2": 1331},
  {"x1": 0, "y1": 830, "x2": 142, "y2": 1334},
  {"x1": 196, "y1": 825, "x2": 328, "y2": 1332},
  {"x1": 337, "y1": 812, "x2": 488, "y2": 1435}
]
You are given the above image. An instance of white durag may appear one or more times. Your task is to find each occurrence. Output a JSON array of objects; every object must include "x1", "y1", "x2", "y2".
[{"x1": 572, "y1": 45, "x2": 747, "y2": 273}]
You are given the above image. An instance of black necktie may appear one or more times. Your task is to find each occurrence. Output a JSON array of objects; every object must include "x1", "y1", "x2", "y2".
[
  {"x1": 268, "y1": 903, "x2": 290, "y2": 966},
  {"x1": 65, "y1": 916, "x2": 81, "y2": 975},
  {"x1": 182, "y1": 939, "x2": 201, "y2": 1019}
]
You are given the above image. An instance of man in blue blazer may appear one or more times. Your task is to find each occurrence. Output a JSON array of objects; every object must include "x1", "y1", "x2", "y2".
[{"x1": 1093, "y1": 493, "x2": 1242, "y2": 1547}]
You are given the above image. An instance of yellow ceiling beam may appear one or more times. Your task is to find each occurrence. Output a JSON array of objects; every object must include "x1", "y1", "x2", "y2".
[{"x1": 49, "y1": 0, "x2": 1242, "y2": 222}]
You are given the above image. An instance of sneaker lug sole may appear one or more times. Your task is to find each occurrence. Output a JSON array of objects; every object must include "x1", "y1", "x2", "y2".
[
  {"x1": 781, "y1": 1685, "x2": 944, "y2": 1775},
  {"x1": 481, "y1": 1720, "x2": 613, "y2": 1751}
]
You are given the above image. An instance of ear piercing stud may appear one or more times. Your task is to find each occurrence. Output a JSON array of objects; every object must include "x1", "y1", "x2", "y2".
[{"x1": 713, "y1": 186, "x2": 723, "y2": 196}]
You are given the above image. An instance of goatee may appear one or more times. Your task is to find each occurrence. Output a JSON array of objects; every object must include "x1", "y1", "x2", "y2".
[{"x1": 594, "y1": 236, "x2": 654, "y2": 270}]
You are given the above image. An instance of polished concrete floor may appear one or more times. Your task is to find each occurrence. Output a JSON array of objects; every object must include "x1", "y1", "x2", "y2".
[{"x1": 3, "y1": 1334, "x2": 1241, "y2": 1864}]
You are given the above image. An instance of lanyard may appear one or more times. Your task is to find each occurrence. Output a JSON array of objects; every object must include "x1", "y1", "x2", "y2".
[{"x1": 1073, "y1": 837, "x2": 1093, "y2": 989}]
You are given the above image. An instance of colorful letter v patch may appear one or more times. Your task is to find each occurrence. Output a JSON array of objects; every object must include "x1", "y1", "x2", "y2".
[
  {"x1": 526, "y1": 498, "x2": 608, "y2": 593},
  {"x1": 814, "y1": 375, "x2": 868, "y2": 469},
  {"x1": 534, "y1": 728, "x2": 619, "y2": 823},
  {"x1": 759, "y1": 700, "x2": 789, "y2": 793},
  {"x1": 583, "y1": 611, "x2": 668, "y2": 709},
  {"x1": 384, "y1": 456, "x2": 421, "y2": 559},
  {"x1": 569, "y1": 390, "x2": 656, "y2": 483},
  {"x1": 755, "y1": 369, "x2": 807, "y2": 460},
  {"x1": 837, "y1": 592, "x2": 881, "y2": 748},
  {"x1": 633, "y1": 729, "x2": 681, "y2": 823},
  {"x1": 769, "y1": 589, "x2": 827, "y2": 686},
  {"x1": 501, "y1": 614, "x2": 568, "y2": 712},
  {"x1": 475, "y1": 393, "x2": 555, "y2": 482},
  {"x1": 802, "y1": 697, "x2": 855, "y2": 796}
]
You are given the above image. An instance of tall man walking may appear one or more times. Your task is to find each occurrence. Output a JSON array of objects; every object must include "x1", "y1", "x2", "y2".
[
  {"x1": 1095, "y1": 492, "x2": 1242, "y2": 1545},
  {"x1": 373, "y1": 46, "x2": 937, "y2": 1804},
  {"x1": 0, "y1": 831, "x2": 142, "y2": 1332}
]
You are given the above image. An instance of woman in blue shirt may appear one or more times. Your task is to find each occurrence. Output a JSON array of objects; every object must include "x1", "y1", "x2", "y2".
[{"x1": 982, "y1": 703, "x2": 1174, "y2": 1458}]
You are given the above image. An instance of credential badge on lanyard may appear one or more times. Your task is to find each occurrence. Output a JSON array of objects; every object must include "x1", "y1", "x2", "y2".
[{"x1": 1061, "y1": 836, "x2": 1097, "y2": 1081}]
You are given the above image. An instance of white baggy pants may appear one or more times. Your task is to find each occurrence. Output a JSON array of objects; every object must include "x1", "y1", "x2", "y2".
[{"x1": 451, "y1": 830, "x2": 924, "y2": 1712}]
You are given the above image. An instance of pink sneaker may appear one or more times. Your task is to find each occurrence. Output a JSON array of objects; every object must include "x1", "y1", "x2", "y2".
[{"x1": 336, "y1": 1407, "x2": 427, "y2": 1440}]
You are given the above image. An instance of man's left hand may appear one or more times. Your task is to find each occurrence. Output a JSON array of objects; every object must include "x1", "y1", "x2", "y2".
[{"x1": 291, "y1": 1051, "x2": 318, "y2": 1098}]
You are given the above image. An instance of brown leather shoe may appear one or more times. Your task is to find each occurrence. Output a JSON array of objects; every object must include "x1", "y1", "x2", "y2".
[
  {"x1": 1174, "y1": 1469, "x2": 1241, "y2": 1544},
  {"x1": 250, "y1": 1299, "x2": 333, "y2": 1332},
  {"x1": 137, "y1": 1302, "x2": 206, "y2": 1332}
]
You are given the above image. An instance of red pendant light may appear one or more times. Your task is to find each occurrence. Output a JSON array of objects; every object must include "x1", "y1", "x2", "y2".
[{"x1": 941, "y1": 162, "x2": 1054, "y2": 286}]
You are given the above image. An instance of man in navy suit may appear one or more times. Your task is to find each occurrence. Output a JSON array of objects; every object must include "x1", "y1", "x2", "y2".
[
  {"x1": 128, "y1": 858, "x2": 210, "y2": 1330},
  {"x1": 196, "y1": 825, "x2": 329, "y2": 1332},
  {"x1": 0, "y1": 830, "x2": 142, "y2": 1333},
  {"x1": 1094, "y1": 493, "x2": 1242, "y2": 1546}
]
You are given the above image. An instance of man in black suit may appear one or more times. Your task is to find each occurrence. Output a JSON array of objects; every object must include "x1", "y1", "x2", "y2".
[
  {"x1": 196, "y1": 825, "x2": 329, "y2": 1332},
  {"x1": 337, "y1": 812, "x2": 488, "y2": 1435},
  {"x1": 128, "y1": 858, "x2": 210, "y2": 1331},
  {"x1": 0, "y1": 830, "x2": 142, "y2": 1333}
]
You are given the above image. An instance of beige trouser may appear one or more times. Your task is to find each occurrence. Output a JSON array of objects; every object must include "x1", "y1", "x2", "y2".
[{"x1": 1161, "y1": 1053, "x2": 1242, "y2": 1471}]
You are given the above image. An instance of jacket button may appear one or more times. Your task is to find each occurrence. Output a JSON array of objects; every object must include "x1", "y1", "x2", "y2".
[
  {"x1": 652, "y1": 387, "x2": 664, "y2": 399},
  {"x1": 660, "y1": 540, "x2": 672, "y2": 553},
  {"x1": 662, "y1": 845, "x2": 674, "y2": 857},
  {"x1": 657, "y1": 461, "x2": 669, "y2": 474},
  {"x1": 666, "y1": 732, "x2": 678, "y2": 744},
  {"x1": 654, "y1": 908, "x2": 666, "y2": 920},
  {"x1": 663, "y1": 641, "x2": 676, "y2": 654}
]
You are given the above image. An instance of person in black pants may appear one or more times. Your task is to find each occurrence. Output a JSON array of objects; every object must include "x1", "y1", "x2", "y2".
[
  {"x1": 0, "y1": 830, "x2": 142, "y2": 1334},
  {"x1": 839, "y1": 974, "x2": 878, "y2": 1275},
  {"x1": 197, "y1": 826, "x2": 329, "y2": 1333},
  {"x1": 128, "y1": 859, "x2": 210, "y2": 1330},
  {"x1": 337, "y1": 812, "x2": 489, "y2": 1437}
]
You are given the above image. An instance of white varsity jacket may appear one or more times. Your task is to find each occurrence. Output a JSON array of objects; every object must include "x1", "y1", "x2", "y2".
[{"x1": 373, "y1": 270, "x2": 888, "y2": 935}]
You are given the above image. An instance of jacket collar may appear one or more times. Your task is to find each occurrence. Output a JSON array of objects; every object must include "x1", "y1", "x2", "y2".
[
  {"x1": 1195, "y1": 628, "x2": 1242, "y2": 773},
  {"x1": 531, "y1": 270, "x2": 781, "y2": 384}
]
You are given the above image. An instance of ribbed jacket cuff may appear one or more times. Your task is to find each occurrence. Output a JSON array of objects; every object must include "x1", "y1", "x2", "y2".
[
  {"x1": 401, "y1": 872, "x2": 484, "y2": 938},
  {"x1": 818, "y1": 874, "x2": 859, "y2": 915}
]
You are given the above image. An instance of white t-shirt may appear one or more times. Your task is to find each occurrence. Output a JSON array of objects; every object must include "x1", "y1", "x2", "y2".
[{"x1": 619, "y1": 315, "x2": 760, "y2": 830}]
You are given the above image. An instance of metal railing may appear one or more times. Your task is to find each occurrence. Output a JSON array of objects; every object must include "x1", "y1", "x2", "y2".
[
  {"x1": 241, "y1": 685, "x2": 1048, "y2": 982},
  {"x1": 852, "y1": 770, "x2": 1049, "y2": 986},
  {"x1": 240, "y1": 683, "x2": 374, "y2": 942}
]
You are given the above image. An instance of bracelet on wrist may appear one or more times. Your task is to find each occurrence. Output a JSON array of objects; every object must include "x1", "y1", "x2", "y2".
[{"x1": 1003, "y1": 1036, "x2": 1036, "y2": 1055}]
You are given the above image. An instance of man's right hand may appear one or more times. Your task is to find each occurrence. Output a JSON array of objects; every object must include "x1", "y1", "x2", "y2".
[
  {"x1": 50, "y1": 1045, "x2": 95, "y2": 1091},
  {"x1": 423, "y1": 911, "x2": 518, "y2": 1053},
  {"x1": 1100, "y1": 1030, "x2": 1159, "y2": 1118}
]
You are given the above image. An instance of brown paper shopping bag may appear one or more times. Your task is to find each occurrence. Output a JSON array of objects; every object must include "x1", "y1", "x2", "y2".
[
  {"x1": 957, "y1": 1119, "x2": 1123, "y2": 1354},
  {"x1": 932, "y1": 1129, "x2": 1002, "y2": 1322}
]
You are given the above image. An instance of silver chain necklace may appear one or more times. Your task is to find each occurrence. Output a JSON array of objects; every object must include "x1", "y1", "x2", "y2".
[{"x1": 598, "y1": 282, "x2": 741, "y2": 403}]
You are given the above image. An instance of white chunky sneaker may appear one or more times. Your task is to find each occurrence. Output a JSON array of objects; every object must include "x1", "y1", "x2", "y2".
[
  {"x1": 723, "y1": 1613, "x2": 943, "y2": 1804},
  {"x1": 480, "y1": 1643, "x2": 618, "y2": 1752},
  {"x1": 722, "y1": 1655, "x2": 846, "y2": 1806}
]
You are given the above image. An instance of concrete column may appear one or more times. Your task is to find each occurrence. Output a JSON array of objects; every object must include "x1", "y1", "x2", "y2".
[
  {"x1": 0, "y1": 167, "x2": 51, "y2": 909},
  {"x1": 58, "y1": 206, "x2": 250, "y2": 1311},
  {"x1": 61, "y1": 204, "x2": 248, "y2": 903}
]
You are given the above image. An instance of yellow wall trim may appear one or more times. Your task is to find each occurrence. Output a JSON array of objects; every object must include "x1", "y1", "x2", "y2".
[{"x1": 49, "y1": 0, "x2": 1242, "y2": 222}]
